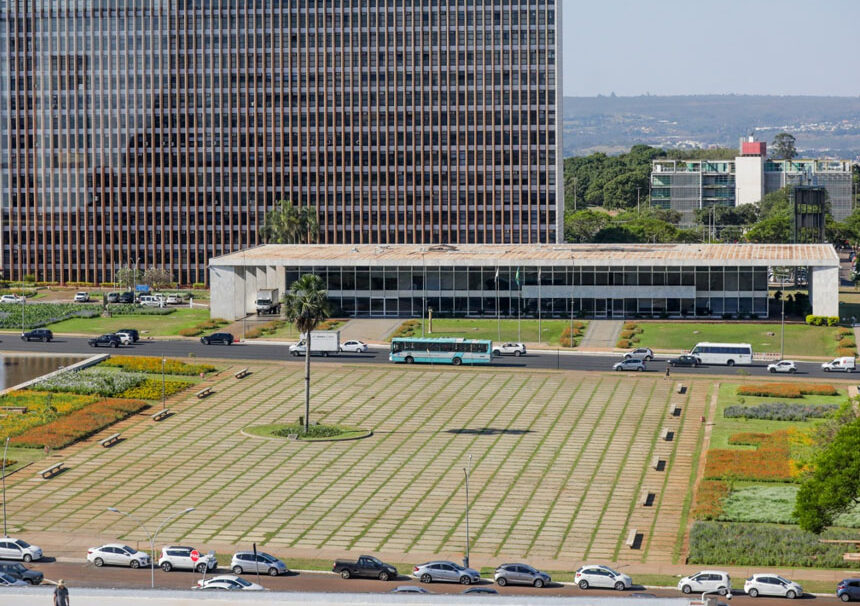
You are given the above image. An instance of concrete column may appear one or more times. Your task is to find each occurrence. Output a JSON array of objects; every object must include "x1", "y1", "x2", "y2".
[
  {"x1": 810, "y1": 265, "x2": 839, "y2": 317},
  {"x1": 209, "y1": 266, "x2": 242, "y2": 321}
]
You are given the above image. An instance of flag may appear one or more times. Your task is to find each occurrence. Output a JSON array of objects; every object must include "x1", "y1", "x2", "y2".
[
  {"x1": 494, "y1": 267, "x2": 499, "y2": 282},
  {"x1": 515, "y1": 268, "x2": 520, "y2": 288}
]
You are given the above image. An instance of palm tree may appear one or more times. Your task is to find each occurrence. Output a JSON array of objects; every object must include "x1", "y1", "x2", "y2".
[
  {"x1": 260, "y1": 200, "x2": 320, "y2": 244},
  {"x1": 283, "y1": 274, "x2": 331, "y2": 433}
]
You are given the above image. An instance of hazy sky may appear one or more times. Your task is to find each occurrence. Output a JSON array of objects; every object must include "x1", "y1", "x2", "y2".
[{"x1": 562, "y1": 0, "x2": 860, "y2": 97}]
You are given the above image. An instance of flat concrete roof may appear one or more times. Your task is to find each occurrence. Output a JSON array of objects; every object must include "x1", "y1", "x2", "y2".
[{"x1": 210, "y1": 243, "x2": 839, "y2": 268}]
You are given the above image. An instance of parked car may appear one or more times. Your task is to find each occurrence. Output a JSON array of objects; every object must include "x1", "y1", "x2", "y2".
[
  {"x1": 463, "y1": 587, "x2": 498, "y2": 595},
  {"x1": 614, "y1": 358, "x2": 645, "y2": 372},
  {"x1": 0, "y1": 572, "x2": 27, "y2": 587},
  {"x1": 118, "y1": 292, "x2": 135, "y2": 304},
  {"x1": 139, "y1": 295, "x2": 164, "y2": 308},
  {"x1": 113, "y1": 332, "x2": 133, "y2": 345},
  {"x1": 391, "y1": 586, "x2": 432, "y2": 594},
  {"x1": 744, "y1": 574, "x2": 802, "y2": 599},
  {"x1": 0, "y1": 538, "x2": 42, "y2": 562},
  {"x1": 574, "y1": 564, "x2": 631, "y2": 590},
  {"x1": 668, "y1": 355, "x2": 700, "y2": 367},
  {"x1": 201, "y1": 332, "x2": 234, "y2": 346},
  {"x1": 678, "y1": 570, "x2": 731, "y2": 595},
  {"x1": 837, "y1": 579, "x2": 860, "y2": 602},
  {"x1": 158, "y1": 546, "x2": 217, "y2": 572},
  {"x1": 195, "y1": 575, "x2": 264, "y2": 591},
  {"x1": 492, "y1": 342, "x2": 527, "y2": 357},
  {"x1": 333, "y1": 555, "x2": 397, "y2": 581},
  {"x1": 166, "y1": 294, "x2": 182, "y2": 305},
  {"x1": 0, "y1": 295, "x2": 22, "y2": 304},
  {"x1": 822, "y1": 356, "x2": 855, "y2": 372},
  {"x1": 0, "y1": 562, "x2": 42, "y2": 584},
  {"x1": 624, "y1": 347, "x2": 654, "y2": 361},
  {"x1": 88, "y1": 334, "x2": 122, "y2": 348},
  {"x1": 767, "y1": 360, "x2": 797, "y2": 374},
  {"x1": 20, "y1": 329, "x2": 52, "y2": 342},
  {"x1": 340, "y1": 340, "x2": 368, "y2": 353},
  {"x1": 118, "y1": 328, "x2": 140, "y2": 342},
  {"x1": 106, "y1": 292, "x2": 120, "y2": 303},
  {"x1": 231, "y1": 551, "x2": 288, "y2": 576},
  {"x1": 74, "y1": 292, "x2": 89, "y2": 302},
  {"x1": 413, "y1": 561, "x2": 481, "y2": 585},
  {"x1": 494, "y1": 563, "x2": 551, "y2": 587},
  {"x1": 87, "y1": 544, "x2": 150, "y2": 569}
]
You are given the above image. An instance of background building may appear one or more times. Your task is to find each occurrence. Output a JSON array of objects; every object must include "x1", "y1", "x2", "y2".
[{"x1": 0, "y1": 1, "x2": 562, "y2": 285}]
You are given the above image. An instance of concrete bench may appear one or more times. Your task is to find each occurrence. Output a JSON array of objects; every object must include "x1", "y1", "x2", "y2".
[
  {"x1": 196, "y1": 386, "x2": 213, "y2": 398},
  {"x1": 99, "y1": 433, "x2": 121, "y2": 448},
  {"x1": 626, "y1": 528, "x2": 640, "y2": 549},
  {"x1": 640, "y1": 490, "x2": 655, "y2": 507},
  {"x1": 151, "y1": 408, "x2": 172, "y2": 422},
  {"x1": 651, "y1": 456, "x2": 665, "y2": 471},
  {"x1": 38, "y1": 462, "x2": 64, "y2": 479},
  {"x1": 661, "y1": 428, "x2": 675, "y2": 442},
  {"x1": 668, "y1": 403, "x2": 681, "y2": 417},
  {"x1": 234, "y1": 368, "x2": 250, "y2": 379},
  {"x1": 0, "y1": 406, "x2": 27, "y2": 414},
  {"x1": 676, "y1": 383, "x2": 686, "y2": 394}
]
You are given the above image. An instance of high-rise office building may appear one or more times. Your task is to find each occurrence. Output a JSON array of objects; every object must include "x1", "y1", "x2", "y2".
[{"x1": 0, "y1": 1, "x2": 562, "y2": 284}]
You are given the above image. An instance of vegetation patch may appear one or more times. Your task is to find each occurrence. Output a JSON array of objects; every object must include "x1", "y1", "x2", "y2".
[
  {"x1": 560, "y1": 321, "x2": 586, "y2": 347},
  {"x1": 105, "y1": 304, "x2": 175, "y2": 316},
  {"x1": 0, "y1": 302, "x2": 99, "y2": 329},
  {"x1": 0, "y1": 391, "x2": 99, "y2": 440},
  {"x1": 245, "y1": 422, "x2": 370, "y2": 442},
  {"x1": 736, "y1": 383, "x2": 838, "y2": 398},
  {"x1": 102, "y1": 356, "x2": 216, "y2": 376},
  {"x1": 33, "y1": 367, "x2": 146, "y2": 397},
  {"x1": 178, "y1": 317, "x2": 230, "y2": 337},
  {"x1": 705, "y1": 430, "x2": 798, "y2": 482},
  {"x1": 691, "y1": 480, "x2": 730, "y2": 521},
  {"x1": 390, "y1": 320, "x2": 421, "y2": 339},
  {"x1": 724, "y1": 402, "x2": 839, "y2": 422},
  {"x1": 118, "y1": 378, "x2": 193, "y2": 400}
]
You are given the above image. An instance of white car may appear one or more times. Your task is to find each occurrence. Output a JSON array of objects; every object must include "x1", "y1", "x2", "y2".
[
  {"x1": 158, "y1": 546, "x2": 217, "y2": 572},
  {"x1": 624, "y1": 347, "x2": 654, "y2": 361},
  {"x1": 196, "y1": 575, "x2": 264, "y2": 591},
  {"x1": 113, "y1": 332, "x2": 133, "y2": 345},
  {"x1": 74, "y1": 292, "x2": 90, "y2": 302},
  {"x1": 767, "y1": 360, "x2": 797, "y2": 374},
  {"x1": 0, "y1": 295, "x2": 22, "y2": 304},
  {"x1": 87, "y1": 544, "x2": 150, "y2": 568},
  {"x1": 492, "y1": 343, "x2": 527, "y2": 357},
  {"x1": 574, "y1": 564, "x2": 632, "y2": 590},
  {"x1": 340, "y1": 340, "x2": 368, "y2": 353},
  {"x1": 744, "y1": 574, "x2": 802, "y2": 599},
  {"x1": 0, "y1": 572, "x2": 28, "y2": 587},
  {"x1": 166, "y1": 294, "x2": 182, "y2": 305},
  {"x1": 678, "y1": 570, "x2": 731, "y2": 595},
  {"x1": 614, "y1": 358, "x2": 646, "y2": 372},
  {"x1": 0, "y1": 538, "x2": 42, "y2": 562}
]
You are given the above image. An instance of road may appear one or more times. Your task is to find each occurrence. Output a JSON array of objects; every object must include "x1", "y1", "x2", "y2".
[
  {"x1": 0, "y1": 335, "x2": 847, "y2": 379},
  {"x1": 16, "y1": 560, "x2": 843, "y2": 604}
]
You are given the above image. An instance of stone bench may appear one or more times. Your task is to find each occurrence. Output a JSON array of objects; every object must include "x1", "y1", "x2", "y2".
[
  {"x1": 676, "y1": 383, "x2": 686, "y2": 394},
  {"x1": 38, "y1": 462, "x2": 64, "y2": 479},
  {"x1": 661, "y1": 428, "x2": 675, "y2": 442},
  {"x1": 640, "y1": 490, "x2": 655, "y2": 507},
  {"x1": 234, "y1": 368, "x2": 250, "y2": 379},
  {"x1": 626, "y1": 528, "x2": 640, "y2": 549},
  {"x1": 151, "y1": 408, "x2": 172, "y2": 422},
  {"x1": 99, "y1": 433, "x2": 121, "y2": 448},
  {"x1": 668, "y1": 402, "x2": 681, "y2": 417},
  {"x1": 196, "y1": 386, "x2": 213, "y2": 398},
  {"x1": 0, "y1": 406, "x2": 27, "y2": 414},
  {"x1": 651, "y1": 456, "x2": 665, "y2": 471}
]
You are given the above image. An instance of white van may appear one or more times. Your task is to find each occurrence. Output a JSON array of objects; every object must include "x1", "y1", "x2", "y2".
[
  {"x1": 139, "y1": 295, "x2": 165, "y2": 308},
  {"x1": 821, "y1": 356, "x2": 855, "y2": 372}
]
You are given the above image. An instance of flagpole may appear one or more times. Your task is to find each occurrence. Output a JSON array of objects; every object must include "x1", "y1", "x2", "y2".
[
  {"x1": 517, "y1": 267, "x2": 521, "y2": 342},
  {"x1": 496, "y1": 267, "x2": 501, "y2": 342},
  {"x1": 538, "y1": 269, "x2": 542, "y2": 344}
]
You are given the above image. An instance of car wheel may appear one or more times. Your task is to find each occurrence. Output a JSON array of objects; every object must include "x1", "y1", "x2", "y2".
[
  {"x1": 196, "y1": 563, "x2": 207, "y2": 573},
  {"x1": 493, "y1": 350, "x2": 501, "y2": 357},
  {"x1": 579, "y1": 580, "x2": 589, "y2": 590},
  {"x1": 341, "y1": 569, "x2": 351, "y2": 579},
  {"x1": 637, "y1": 366, "x2": 644, "y2": 371},
  {"x1": 515, "y1": 350, "x2": 522, "y2": 357},
  {"x1": 769, "y1": 368, "x2": 776, "y2": 373},
  {"x1": 112, "y1": 342, "x2": 119, "y2": 348},
  {"x1": 790, "y1": 368, "x2": 797, "y2": 374},
  {"x1": 20, "y1": 336, "x2": 25, "y2": 341},
  {"x1": 786, "y1": 590, "x2": 797, "y2": 599},
  {"x1": 749, "y1": 588, "x2": 758, "y2": 598},
  {"x1": 420, "y1": 573, "x2": 431, "y2": 584},
  {"x1": 379, "y1": 571, "x2": 390, "y2": 582},
  {"x1": 840, "y1": 593, "x2": 850, "y2": 602},
  {"x1": 718, "y1": 587, "x2": 728, "y2": 596},
  {"x1": 615, "y1": 581, "x2": 626, "y2": 591},
  {"x1": 22, "y1": 554, "x2": 32, "y2": 563},
  {"x1": 268, "y1": 567, "x2": 279, "y2": 577},
  {"x1": 405, "y1": 356, "x2": 414, "y2": 364},
  {"x1": 497, "y1": 577, "x2": 507, "y2": 587},
  {"x1": 452, "y1": 357, "x2": 462, "y2": 366},
  {"x1": 615, "y1": 367, "x2": 621, "y2": 371},
  {"x1": 459, "y1": 575, "x2": 472, "y2": 585},
  {"x1": 726, "y1": 360, "x2": 734, "y2": 367},
  {"x1": 534, "y1": 578, "x2": 544, "y2": 588},
  {"x1": 232, "y1": 566, "x2": 243, "y2": 575},
  {"x1": 161, "y1": 562, "x2": 172, "y2": 572},
  {"x1": 681, "y1": 585, "x2": 692, "y2": 594},
  {"x1": 130, "y1": 559, "x2": 140, "y2": 569},
  {"x1": 646, "y1": 355, "x2": 653, "y2": 361},
  {"x1": 26, "y1": 579, "x2": 38, "y2": 585},
  {"x1": 93, "y1": 557, "x2": 104, "y2": 567}
]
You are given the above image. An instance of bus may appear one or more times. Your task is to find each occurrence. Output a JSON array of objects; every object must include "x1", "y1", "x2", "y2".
[
  {"x1": 389, "y1": 337, "x2": 493, "y2": 366},
  {"x1": 690, "y1": 342, "x2": 753, "y2": 366}
]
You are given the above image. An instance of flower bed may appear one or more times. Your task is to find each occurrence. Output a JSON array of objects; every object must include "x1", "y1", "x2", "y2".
[
  {"x1": 560, "y1": 321, "x2": 586, "y2": 347},
  {"x1": 692, "y1": 480, "x2": 729, "y2": 520},
  {"x1": 10, "y1": 398, "x2": 149, "y2": 449},
  {"x1": 704, "y1": 430, "x2": 797, "y2": 482},
  {"x1": 0, "y1": 302, "x2": 98, "y2": 329},
  {"x1": 736, "y1": 383, "x2": 838, "y2": 398},
  {"x1": 723, "y1": 402, "x2": 839, "y2": 422},
  {"x1": 102, "y1": 356, "x2": 215, "y2": 376},
  {"x1": 0, "y1": 391, "x2": 99, "y2": 439},
  {"x1": 119, "y1": 378, "x2": 193, "y2": 400},
  {"x1": 33, "y1": 368, "x2": 146, "y2": 397}
]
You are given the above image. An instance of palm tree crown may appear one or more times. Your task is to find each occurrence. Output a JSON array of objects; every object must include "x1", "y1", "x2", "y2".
[{"x1": 260, "y1": 200, "x2": 320, "y2": 244}]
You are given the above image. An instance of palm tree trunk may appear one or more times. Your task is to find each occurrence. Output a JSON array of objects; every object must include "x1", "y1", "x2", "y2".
[{"x1": 304, "y1": 331, "x2": 311, "y2": 433}]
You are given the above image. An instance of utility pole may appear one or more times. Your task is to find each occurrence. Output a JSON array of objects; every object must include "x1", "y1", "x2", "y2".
[
  {"x1": 637, "y1": 187, "x2": 641, "y2": 214},
  {"x1": 573, "y1": 177, "x2": 577, "y2": 211},
  {"x1": 463, "y1": 453, "x2": 472, "y2": 569}
]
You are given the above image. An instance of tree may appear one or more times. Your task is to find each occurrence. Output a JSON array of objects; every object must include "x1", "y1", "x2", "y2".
[
  {"x1": 771, "y1": 132, "x2": 798, "y2": 160},
  {"x1": 745, "y1": 214, "x2": 791, "y2": 243},
  {"x1": 260, "y1": 200, "x2": 320, "y2": 244},
  {"x1": 564, "y1": 209, "x2": 611, "y2": 243},
  {"x1": 283, "y1": 274, "x2": 331, "y2": 434},
  {"x1": 114, "y1": 265, "x2": 143, "y2": 291},
  {"x1": 142, "y1": 267, "x2": 173, "y2": 291}
]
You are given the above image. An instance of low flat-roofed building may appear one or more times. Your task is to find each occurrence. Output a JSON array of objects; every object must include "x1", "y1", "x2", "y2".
[{"x1": 209, "y1": 243, "x2": 840, "y2": 321}]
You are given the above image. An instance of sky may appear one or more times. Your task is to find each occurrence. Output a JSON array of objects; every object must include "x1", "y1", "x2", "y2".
[{"x1": 562, "y1": 0, "x2": 860, "y2": 97}]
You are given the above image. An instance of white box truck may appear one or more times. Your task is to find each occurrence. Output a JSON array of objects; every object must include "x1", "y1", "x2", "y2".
[
  {"x1": 289, "y1": 330, "x2": 340, "y2": 357},
  {"x1": 255, "y1": 288, "x2": 280, "y2": 315}
]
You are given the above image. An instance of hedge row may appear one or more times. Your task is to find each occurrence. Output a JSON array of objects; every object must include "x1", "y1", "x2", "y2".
[
  {"x1": 736, "y1": 383, "x2": 838, "y2": 398},
  {"x1": 723, "y1": 402, "x2": 839, "y2": 422},
  {"x1": 805, "y1": 315, "x2": 840, "y2": 326}
]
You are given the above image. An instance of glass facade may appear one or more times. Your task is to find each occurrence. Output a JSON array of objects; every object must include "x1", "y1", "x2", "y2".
[{"x1": 0, "y1": 1, "x2": 561, "y2": 284}]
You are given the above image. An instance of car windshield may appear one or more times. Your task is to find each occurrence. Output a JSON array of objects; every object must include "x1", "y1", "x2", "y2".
[
  {"x1": 604, "y1": 566, "x2": 621, "y2": 576},
  {"x1": 14, "y1": 540, "x2": 30, "y2": 548},
  {"x1": 453, "y1": 563, "x2": 466, "y2": 571},
  {"x1": 367, "y1": 556, "x2": 382, "y2": 566},
  {"x1": 775, "y1": 576, "x2": 789, "y2": 584},
  {"x1": 261, "y1": 554, "x2": 275, "y2": 562},
  {"x1": 234, "y1": 577, "x2": 252, "y2": 587}
]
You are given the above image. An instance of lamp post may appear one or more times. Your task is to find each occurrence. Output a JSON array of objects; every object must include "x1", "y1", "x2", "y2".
[
  {"x1": 2, "y1": 436, "x2": 9, "y2": 536},
  {"x1": 462, "y1": 453, "x2": 472, "y2": 569},
  {"x1": 161, "y1": 356, "x2": 166, "y2": 410},
  {"x1": 107, "y1": 506, "x2": 195, "y2": 588}
]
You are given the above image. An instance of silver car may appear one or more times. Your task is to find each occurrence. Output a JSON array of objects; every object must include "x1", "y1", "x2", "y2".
[
  {"x1": 624, "y1": 347, "x2": 654, "y2": 361},
  {"x1": 413, "y1": 561, "x2": 481, "y2": 585},
  {"x1": 614, "y1": 358, "x2": 646, "y2": 372},
  {"x1": 494, "y1": 563, "x2": 551, "y2": 588},
  {"x1": 231, "y1": 551, "x2": 288, "y2": 576},
  {"x1": 87, "y1": 544, "x2": 150, "y2": 568}
]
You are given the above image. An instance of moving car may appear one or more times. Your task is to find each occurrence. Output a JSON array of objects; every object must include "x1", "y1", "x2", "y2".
[
  {"x1": 614, "y1": 358, "x2": 645, "y2": 372},
  {"x1": 158, "y1": 546, "x2": 217, "y2": 572},
  {"x1": 113, "y1": 332, "x2": 133, "y2": 345},
  {"x1": 340, "y1": 340, "x2": 368, "y2": 353},
  {"x1": 87, "y1": 544, "x2": 150, "y2": 568},
  {"x1": 118, "y1": 328, "x2": 140, "y2": 342},
  {"x1": 678, "y1": 570, "x2": 731, "y2": 595},
  {"x1": 0, "y1": 294, "x2": 22, "y2": 304},
  {"x1": 391, "y1": 586, "x2": 432, "y2": 594},
  {"x1": 822, "y1": 356, "x2": 855, "y2": 372},
  {"x1": 21, "y1": 329, "x2": 52, "y2": 342},
  {"x1": 231, "y1": 551, "x2": 288, "y2": 576},
  {"x1": 574, "y1": 564, "x2": 632, "y2": 590},
  {"x1": 744, "y1": 574, "x2": 802, "y2": 599},
  {"x1": 88, "y1": 334, "x2": 122, "y2": 348},
  {"x1": 195, "y1": 575, "x2": 264, "y2": 591},
  {"x1": 413, "y1": 561, "x2": 481, "y2": 585},
  {"x1": 333, "y1": 555, "x2": 397, "y2": 581},
  {"x1": 668, "y1": 355, "x2": 700, "y2": 367},
  {"x1": 492, "y1": 342, "x2": 527, "y2": 357},
  {"x1": 837, "y1": 579, "x2": 860, "y2": 602},
  {"x1": 106, "y1": 292, "x2": 120, "y2": 303},
  {"x1": 494, "y1": 563, "x2": 551, "y2": 588},
  {"x1": 118, "y1": 292, "x2": 135, "y2": 304},
  {"x1": 767, "y1": 360, "x2": 797, "y2": 374},
  {"x1": 200, "y1": 332, "x2": 234, "y2": 345},
  {"x1": 74, "y1": 292, "x2": 90, "y2": 302},
  {"x1": 624, "y1": 348, "x2": 654, "y2": 361},
  {"x1": 0, "y1": 538, "x2": 42, "y2": 562},
  {"x1": 0, "y1": 562, "x2": 42, "y2": 584},
  {"x1": 0, "y1": 572, "x2": 27, "y2": 587},
  {"x1": 463, "y1": 587, "x2": 498, "y2": 594},
  {"x1": 166, "y1": 294, "x2": 182, "y2": 305}
]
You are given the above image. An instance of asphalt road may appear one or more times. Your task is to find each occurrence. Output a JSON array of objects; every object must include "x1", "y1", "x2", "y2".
[
  {"x1": 17, "y1": 560, "x2": 844, "y2": 604},
  {"x1": 0, "y1": 335, "x2": 848, "y2": 380}
]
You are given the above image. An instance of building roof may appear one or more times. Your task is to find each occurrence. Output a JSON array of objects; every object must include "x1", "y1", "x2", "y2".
[{"x1": 209, "y1": 243, "x2": 839, "y2": 268}]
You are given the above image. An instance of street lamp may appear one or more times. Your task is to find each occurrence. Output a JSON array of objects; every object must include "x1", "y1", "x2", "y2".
[
  {"x1": 107, "y1": 506, "x2": 195, "y2": 588},
  {"x1": 161, "y1": 356, "x2": 166, "y2": 410},
  {"x1": 462, "y1": 453, "x2": 472, "y2": 569}
]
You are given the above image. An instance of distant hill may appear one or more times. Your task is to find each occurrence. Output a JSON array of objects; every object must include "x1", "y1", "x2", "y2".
[{"x1": 562, "y1": 95, "x2": 860, "y2": 160}]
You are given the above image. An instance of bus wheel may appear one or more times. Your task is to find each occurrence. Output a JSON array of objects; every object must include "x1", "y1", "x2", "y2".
[
  {"x1": 452, "y1": 357, "x2": 462, "y2": 366},
  {"x1": 726, "y1": 360, "x2": 735, "y2": 367},
  {"x1": 405, "y1": 356, "x2": 414, "y2": 364}
]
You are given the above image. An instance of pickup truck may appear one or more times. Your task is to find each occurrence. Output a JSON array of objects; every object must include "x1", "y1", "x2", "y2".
[{"x1": 332, "y1": 555, "x2": 397, "y2": 581}]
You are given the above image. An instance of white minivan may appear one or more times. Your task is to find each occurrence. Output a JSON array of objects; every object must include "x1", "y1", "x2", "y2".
[
  {"x1": 139, "y1": 295, "x2": 165, "y2": 308},
  {"x1": 822, "y1": 356, "x2": 856, "y2": 372},
  {"x1": 678, "y1": 570, "x2": 731, "y2": 595}
]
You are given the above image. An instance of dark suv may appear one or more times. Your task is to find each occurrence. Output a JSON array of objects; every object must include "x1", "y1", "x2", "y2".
[
  {"x1": 0, "y1": 562, "x2": 42, "y2": 585},
  {"x1": 118, "y1": 292, "x2": 135, "y2": 304},
  {"x1": 201, "y1": 332, "x2": 234, "y2": 345},
  {"x1": 21, "y1": 329, "x2": 53, "y2": 342},
  {"x1": 117, "y1": 328, "x2": 140, "y2": 342},
  {"x1": 838, "y1": 579, "x2": 860, "y2": 602},
  {"x1": 88, "y1": 334, "x2": 121, "y2": 348}
]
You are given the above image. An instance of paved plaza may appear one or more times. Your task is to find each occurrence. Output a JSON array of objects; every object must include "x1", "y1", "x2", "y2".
[{"x1": 4, "y1": 361, "x2": 709, "y2": 566}]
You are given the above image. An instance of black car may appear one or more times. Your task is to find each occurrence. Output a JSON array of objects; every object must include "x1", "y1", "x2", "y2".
[
  {"x1": 201, "y1": 332, "x2": 234, "y2": 345},
  {"x1": 118, "y1": 292, "x2": 135, "y2": 304},
  {"x1": 89, "y1": 334, "x2": 122, "y2": 348},
  {"x1": 118, "y1": 328, "x2": 140, "y2": 342},
  {"x1": 668, "y1": 354, "x2": 701, "y2": 367},
  {"x1": 0, "y1": 562, "x2": 42, "y2": 585},
  {"x1": 462, "y1": 587, "x2": 498, "y2": 595},
  {"x1": 21, "y1": 328, "x2": 53, "y2": 342}
]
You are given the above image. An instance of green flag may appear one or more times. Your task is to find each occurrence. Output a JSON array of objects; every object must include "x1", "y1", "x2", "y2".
[{"x1": 515, "y1": 268, "x2": 520, "y2": 288}]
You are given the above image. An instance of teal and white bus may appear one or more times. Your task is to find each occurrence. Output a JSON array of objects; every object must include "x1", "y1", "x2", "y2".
[{"x1": 389, "y1": 338, "x2": 493, "y2": 366}]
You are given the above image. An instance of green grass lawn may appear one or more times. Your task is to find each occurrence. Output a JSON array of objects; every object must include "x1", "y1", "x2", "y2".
[
  {"x1": 38, "y1": 308, "x2": 212, "y2": 337},
  {"x1": 635, "y1": 322, "x2": 839, "y2": 357},
  {"x1": 405, "y1": 318, "x2": 585, "y2": 346}
]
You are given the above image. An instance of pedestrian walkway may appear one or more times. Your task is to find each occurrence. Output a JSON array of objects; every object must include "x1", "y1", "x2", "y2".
[
  {"x1": 338, "y1": 318, "x2": 403, "y2": 343},
  {"x1": 579, "y1": 319, "x2": 624, "y2": 349}
]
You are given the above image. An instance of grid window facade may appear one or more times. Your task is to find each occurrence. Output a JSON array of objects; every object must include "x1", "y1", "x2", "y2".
[{"x1": 0, "y1": 1, "x2": 561, "y2": 284}]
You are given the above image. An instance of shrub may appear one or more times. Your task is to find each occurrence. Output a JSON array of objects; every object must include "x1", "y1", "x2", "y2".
[
  {"x1": 619, "y1": 330, "x2": 634, "y2": 339},
  {"x1": 805, "y1": 314, "x2": 840, "y2": 326},
  {"x1": 704, "y1": 430, "x2": 797, "y2": 482},
  {"x1": 692, "y1": 480, "x2": 730, "y2": 520},
  {"x1": 179, "y1": 327, "x2": 203, "y2": 337},
  {"x1": 736, "y1": 383, "x2": 838, "y2": 398},
  {"x1": 317, "y1": 318, "x2": 344, "y2": 331},
  {"x1": 560, "y1": 325, "x2": 579, "y2": 348},
  {"x1": 836, "y1": 347, "x2": 857, "y2": 357},
  {"x1": 723, "y1": 402, "x2": 839, "y2": 422},
  {"x1": 22, "y1": 274, "x2": 35, "y2": 283},
  {"x1": 272, "y1": 422, "x2": 354, "y2": 439},
  {"x1": 33, "y1": 368, "x2": 146, "y2": 397},
  {"x1": 192, "y1": 282, "x2": 206, "y2": 289},
  {"x1": 623, "y1": 322, "x2": 637, "y2": 330},
  {"x1": 391, "y1": 320, "x2": 420, "y2": 339},
  {"x1": 837, "y1": 327, "x2": 853, "y2": 338},
  {"x1": 616, "y1": 338, "x2": 631, "y2": 348},
  {"x1": 101, "y1": 356, "x2": 215, "y2": 376}
]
